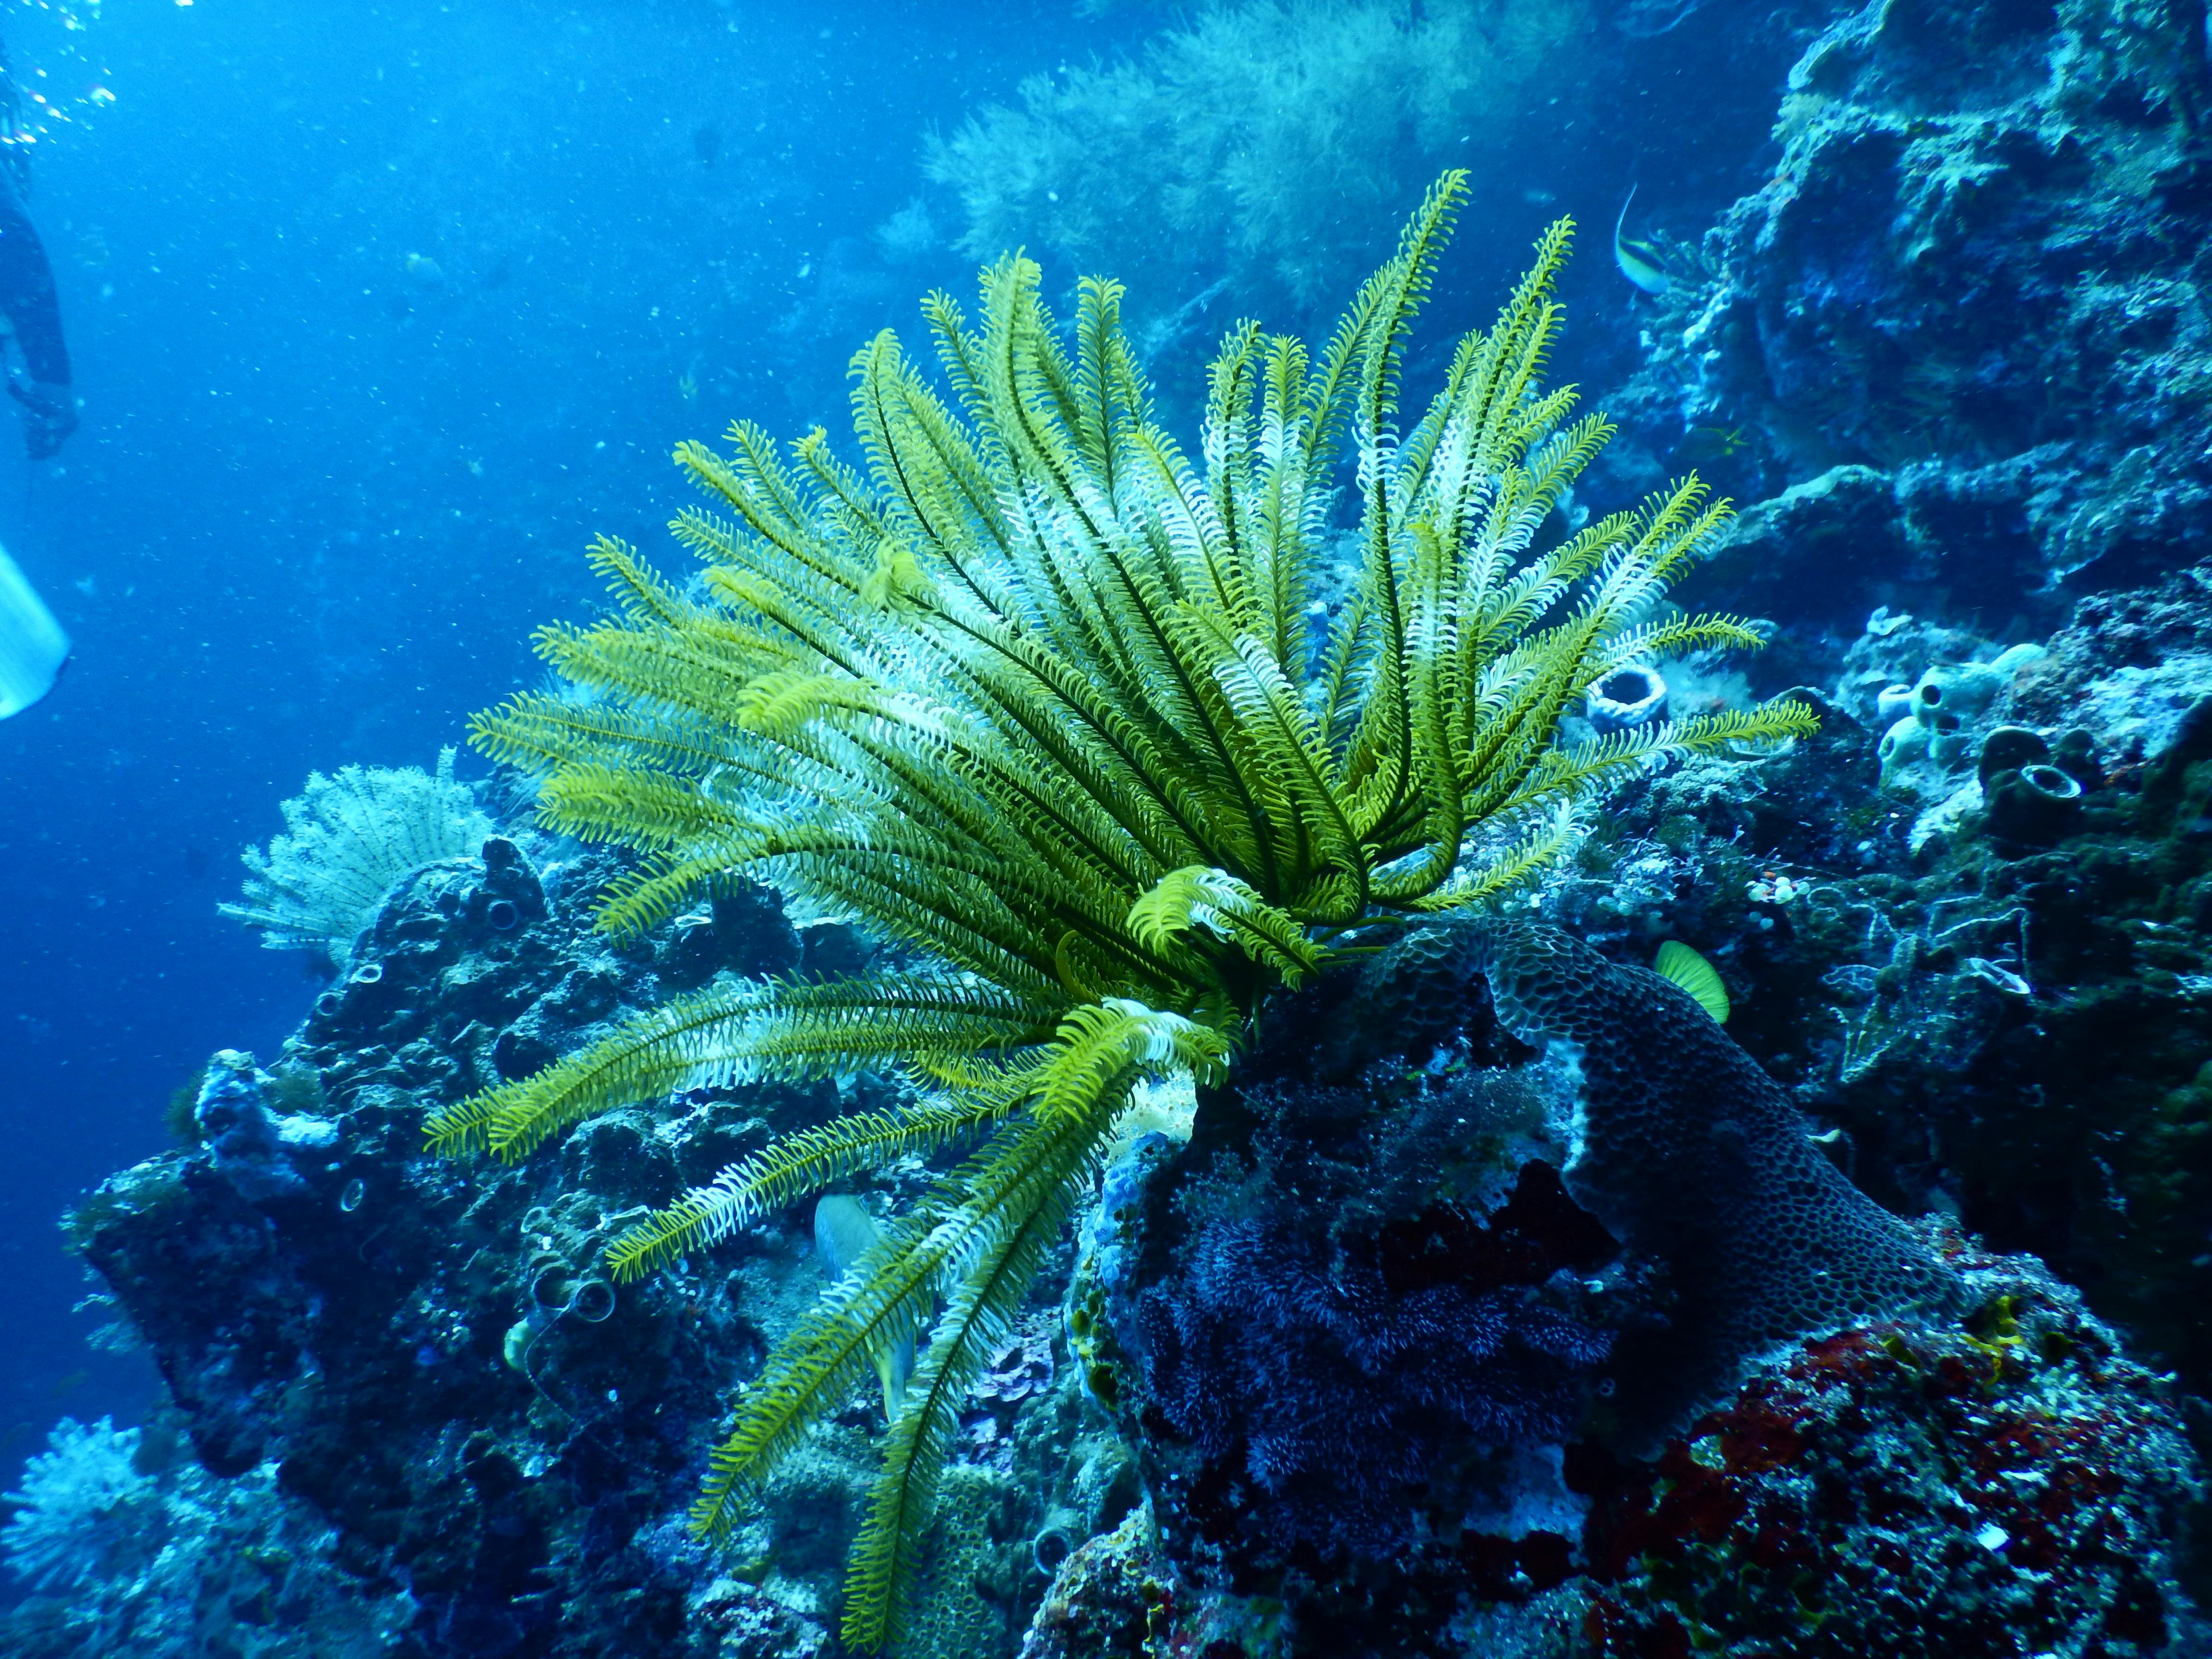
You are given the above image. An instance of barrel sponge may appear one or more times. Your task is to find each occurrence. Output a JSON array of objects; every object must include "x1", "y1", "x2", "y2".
[{"x1": 1466, "y1": 919, "x2": 1953, "y2": 1407}]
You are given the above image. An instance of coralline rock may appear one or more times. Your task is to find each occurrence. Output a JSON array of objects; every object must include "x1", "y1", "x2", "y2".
[
  {"x1": 61, "y1": 827, "x2": 1114, "y2": 1658},
  {"x1": 1617, "y1": 0, "x2": 2212, "y2": 626},
  {"x1": 1017, "y1": 1508, "x2": 1166, "y2": 1659},
  {"x1": 61, "y1": 839, "x2": 831, "y2": 1656},
  {"x1": 193, "y1": 1048, "x2": 339, "y2": 1205},
  {"x1": 1034, "y1": 1240, "x2": 2206, "y2": 1659},
  {"x1": 1530, "y1": 577, "x2": 2212, "y2": 1479},
  {"x1": 1578, "y1": 1236, "x2": 2205, "y2": 1659}
]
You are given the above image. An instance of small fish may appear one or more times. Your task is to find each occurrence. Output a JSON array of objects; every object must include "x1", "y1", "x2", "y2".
[
  {"x1": 0, "y1": 543, "x2": 70, "y2": 720},
  {"x1": 815, "y1": 1195, "x2": 915, "y2": 1421},
  {"x1": 402, "y1": 252, "x2": 446, "y2": 289},
  {"x1": 1613, "y1": 185, "x2": 1670, "y2": 297},
  {"x1": 1962, "y1": 956, "x2": 2032, "y2": 997},
  {"x1": 1654, "y1": 939, "x2": 1730, "y2": 1024},
  {"x1": 1677, "y1": 424, "x2": 1747, "y2": 463},
  {"x1": 677, "y1": 370, "x2": 699, "y2": 403}
]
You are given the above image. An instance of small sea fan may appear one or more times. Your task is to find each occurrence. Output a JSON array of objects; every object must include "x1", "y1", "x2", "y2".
[
  {"x1": 1, "y1": 1417, "x2": 161, "y2": 1594},
  {"x1": 219, "y1": 746, "x2": 493, "y2": 965}
]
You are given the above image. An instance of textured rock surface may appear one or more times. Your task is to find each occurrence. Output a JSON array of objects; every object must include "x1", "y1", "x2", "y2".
[
  {"x1": 1537, "y1": 580, "x2": 2212, "y2": 1426},
  {"x1": 1610, "y1": 0, "x2": 2212, "y2": 629},
  {"x1": 1034, "y1": 923, "x2": 2204, "y2": 1657},
  {"x1": 1086, "y1": 930, "x2": 1622, "y2": 1646},
  {"x1": 1470, "y1": 918, "x2": 1956, "y2": 1436},
  {"x1": 48, "y1": 834, "x2": 1108, "y2": 1658},
  {"x1": 1579, "y1": 1238, "x2": 2205, "y2": 1659}
]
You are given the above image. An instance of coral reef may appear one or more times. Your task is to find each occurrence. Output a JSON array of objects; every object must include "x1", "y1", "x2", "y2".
[
  {"x1": 427, "y1": 174, "x2": 1808, "y2": 1649},
  {"x1": 1031, "y1": 918, "x2": 2204, "y2": 1656},
  {"x1": 1538, "y1": 574, "x2": 2212, "y2": 1421},
  {"x1": 56, "y1": 822, "x2": 1112, "y2": 1657},
  {"x1": 2, "y1": 1412, "x2": 414, "y2": 1658},
  {"x1": 1619, "y1": 0, "x2": 2212, "y2": 626},
  {"x1": 219, "y1": 747, "x2": 495, "y2": 967},
  {"x1": 1131, "y1": 1101, "x2": 1615, "y2": 1556},
  {"x1": 39, "y1": 10, "x2": 2212, "y2": 1651},
  {"x1": 1579, "y1": 1239, "x2": 2203, "y2": 1658},
  {"x1": 3, "y1": 1417, "x2": 160, "y2": 1595},
  {"x1": 1032, "y1": 1239, "x2": 2207, "y2": 1659}
]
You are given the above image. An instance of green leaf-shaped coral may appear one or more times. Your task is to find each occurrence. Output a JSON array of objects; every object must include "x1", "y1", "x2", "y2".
[{"x1": 427, "y1": 170, "x2": 1814, "y2": 1651}]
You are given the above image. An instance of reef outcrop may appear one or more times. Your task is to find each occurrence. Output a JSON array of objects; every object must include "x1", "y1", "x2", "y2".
[
  {"x1": 1037, "y1": 922, "x2": 2203, "y2": 1657},
  {"x1": 1612, "y1": 0, "x2": 2212, "y2": 627},
  {"x1": 35, "y1": 836, "x2": 1115, "y2": 1659}
]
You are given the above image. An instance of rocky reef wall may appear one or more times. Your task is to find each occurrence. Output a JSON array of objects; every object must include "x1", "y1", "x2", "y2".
[
  {"x1": 1610, "y1": 0, "x2": 2212, "y2": 632},
  {"x1": 12, "y1": 840, "x2": 1126, "y2": 1659},
  {"x1": 13, "y1": 1, "x2": 2212, "y2": 1654}
]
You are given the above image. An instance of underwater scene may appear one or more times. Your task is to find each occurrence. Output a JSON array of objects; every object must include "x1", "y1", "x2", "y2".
[{"x1": 4, "y1": 0, "x2": 2212, "y2": 1654}]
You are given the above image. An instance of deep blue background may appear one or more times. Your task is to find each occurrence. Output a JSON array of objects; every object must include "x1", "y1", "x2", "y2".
[
  {"x1": 0, "y1": 0, "x2": 1127, "y2": 1482},
  {"x1": 0, "y1": 0, "x2": 1799, "y2": 1492}
]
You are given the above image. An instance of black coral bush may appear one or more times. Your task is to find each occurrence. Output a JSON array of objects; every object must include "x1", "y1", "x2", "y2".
[{"x1": 427, "y1": 171, "x2": 1811, "y2": 1649}]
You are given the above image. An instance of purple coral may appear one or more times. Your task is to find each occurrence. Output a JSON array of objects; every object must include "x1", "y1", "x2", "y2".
[{"x1": 1134, "y1": 1156, "x2": 1614, "y2": 1557}]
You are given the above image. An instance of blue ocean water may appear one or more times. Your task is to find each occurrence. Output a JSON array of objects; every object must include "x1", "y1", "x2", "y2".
[
  {"x1": 0, "y1": 0, "x2": 1757, "y2": 1470},
  {"x1": 6, "y1": 1, "x2": 2209, "y2": 1653},
  {"x1": 0, "y1": 0, "x2": 1110, "y2": 1478}
]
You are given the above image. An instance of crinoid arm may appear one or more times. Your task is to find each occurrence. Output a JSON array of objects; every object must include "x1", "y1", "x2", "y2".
[{"x1": 435, "y1": 168, "x2": 1814, "y2": 1650}]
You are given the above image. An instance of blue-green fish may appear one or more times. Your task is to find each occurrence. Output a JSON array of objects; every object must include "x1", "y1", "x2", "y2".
[{"x1": 814, "y1": 1194, "x2": 915, "y2": 1422}]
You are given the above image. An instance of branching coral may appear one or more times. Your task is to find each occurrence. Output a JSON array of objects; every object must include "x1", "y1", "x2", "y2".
[
  {"x1": 926, "y1": 0, "x2": 1593, "y2": 318},
  {"x1": 220, "y1": 747, "x2": 493, "y2": 966},
  {"x1": 1, "y1": 1417, "x2": 159, "y2": 1595},
  {"x1": 426, "y1": 171, "x2": 1812, "y2": 1649}
]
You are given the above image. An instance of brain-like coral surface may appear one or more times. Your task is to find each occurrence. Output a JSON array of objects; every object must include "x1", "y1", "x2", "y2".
[{"x1": 1470, "y1": 918, "x2": 1955, "y2": 1432}]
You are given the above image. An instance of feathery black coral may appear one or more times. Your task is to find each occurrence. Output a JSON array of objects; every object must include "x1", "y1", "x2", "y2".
[{"x1": 428, "y1": 171, "x2": 1814, "y2": 1650}]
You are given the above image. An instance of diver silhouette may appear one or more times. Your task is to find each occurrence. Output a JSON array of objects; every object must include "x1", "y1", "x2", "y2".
[
  {"x1": 0, "y1": 73, "x2": 73, "y2": 460},
  {"x1": 0, "y1": 170, "x2": 73, "y2": 460},
  {"x1": 0, "y1": 34, "x2": 72, "y2": 721}
]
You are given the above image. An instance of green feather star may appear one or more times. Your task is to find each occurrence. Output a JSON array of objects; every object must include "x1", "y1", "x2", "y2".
[{"x1": 427, "y1": 169, "x2": 1814, "y2": 1651}]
